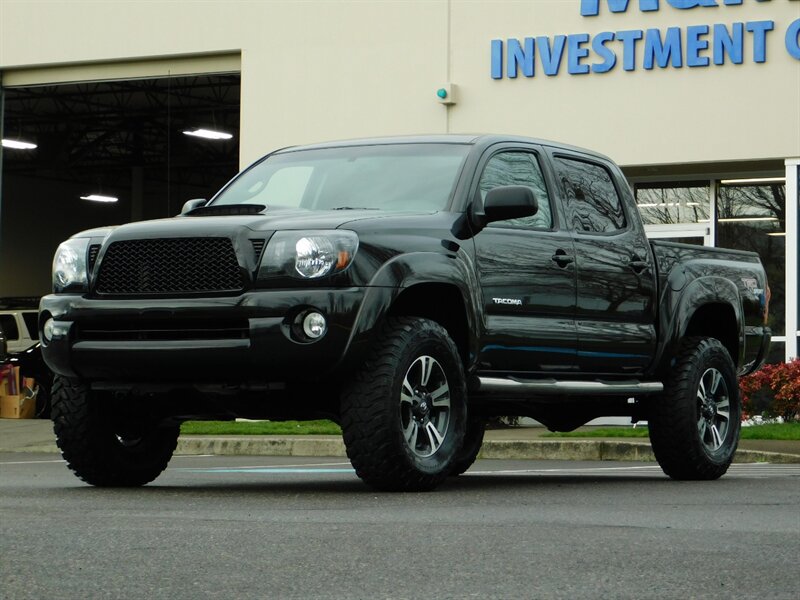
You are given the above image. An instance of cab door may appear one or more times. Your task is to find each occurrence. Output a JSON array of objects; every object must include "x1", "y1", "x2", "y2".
[
  {"x1": 549, "y1": 151, "x2": 657, "y2": 374},
  {"x1": 473, "y1": 145, "x2": 578, "y2": 374}
]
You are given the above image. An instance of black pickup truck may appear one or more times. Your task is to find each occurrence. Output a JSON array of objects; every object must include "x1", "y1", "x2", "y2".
[{"x1": 40, "y1": 135, "x2": 771, "y2": 491}]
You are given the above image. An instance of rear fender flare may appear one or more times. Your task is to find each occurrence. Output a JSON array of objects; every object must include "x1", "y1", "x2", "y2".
[{"x1": 656, "y1": 276, "x2": 744, "y2": 373}]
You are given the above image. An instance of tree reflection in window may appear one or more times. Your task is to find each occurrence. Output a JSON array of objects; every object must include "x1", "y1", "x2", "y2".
[
  {"x1": 717, "y1": 182, "x2": 786, "y2": 336},
  {"x1": 634, "y1": 182, "x2": 710, "y2": 225},
  {"x1": 555, "y1": 157, "x2": 626, "y2": 233},
  {"x1": 478, "y1": 152, "x2": 552, "y2": 229}
]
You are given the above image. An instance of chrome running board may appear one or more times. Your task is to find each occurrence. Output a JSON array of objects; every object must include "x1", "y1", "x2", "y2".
[{"x1": 477, "y1": 377, "x2": 663, "y2": 396}]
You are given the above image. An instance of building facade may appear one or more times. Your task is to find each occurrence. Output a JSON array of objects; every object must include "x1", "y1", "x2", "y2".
[{"x1": 0, "y1": 0, "x2": 798, "y2": 361}]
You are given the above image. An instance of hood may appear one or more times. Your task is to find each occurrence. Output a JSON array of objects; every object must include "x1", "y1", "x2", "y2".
[{"x1": 77, "y1": 207, "x2": 434, "y2": 241}]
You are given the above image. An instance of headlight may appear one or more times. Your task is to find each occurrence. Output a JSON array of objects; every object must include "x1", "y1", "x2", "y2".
[
  {"x1": 52, "y1": 238, "x2": 90, "y2": 292},
  {"x1": 260, "y1": 230, "x2": 358, "y2": 279}
]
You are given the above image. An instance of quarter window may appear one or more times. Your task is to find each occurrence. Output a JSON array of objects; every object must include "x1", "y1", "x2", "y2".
[
  {"x1": 478, "y1": 152, "x2": 552, "y2": 230},
  {"x1": 555, "y1": 157, "x2": 626, "y2": 233}
]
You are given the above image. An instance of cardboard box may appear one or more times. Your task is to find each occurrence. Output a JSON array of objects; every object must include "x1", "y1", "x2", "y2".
[
  {"x1": 0, "y1": 366, "x2": 36, "y2": 419},
  {"x1": 1, "y1": 365, "x2": 19, "y2": 395},
  {"x1": 0, "y1": 394, "x2": 35, "y2": 419}
]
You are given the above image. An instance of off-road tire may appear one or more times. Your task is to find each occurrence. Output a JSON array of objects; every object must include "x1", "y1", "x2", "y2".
[
  {"x1": 340, "y1": 317, "x2": 467, "y2": 492},
  {"x1": 649, "y1": 337, "x2": 741, "y2": 480},
  {"x1": 449, "y1": 417, "x2": 486, "y2": 476},
  {"x1": 51, "y1": 375, "x2": 179, "y2": 486}
]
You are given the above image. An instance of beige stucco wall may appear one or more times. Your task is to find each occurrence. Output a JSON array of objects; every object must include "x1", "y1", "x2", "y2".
[{"x1": 1, "y1": 0, "x2": 798, "y2": 168}]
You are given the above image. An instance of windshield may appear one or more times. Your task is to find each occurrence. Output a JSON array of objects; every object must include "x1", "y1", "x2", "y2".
[{"x1": 211, "y1": 143, "x2": 469, "y2": 212}]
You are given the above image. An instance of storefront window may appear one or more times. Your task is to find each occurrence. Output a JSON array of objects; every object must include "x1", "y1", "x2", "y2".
[
  {"x1": 635, "y1": 182, "x2": 710, "y2": 225},
  {"x1": 716, "y1": 181, "x2": 786, "y2": 337}
]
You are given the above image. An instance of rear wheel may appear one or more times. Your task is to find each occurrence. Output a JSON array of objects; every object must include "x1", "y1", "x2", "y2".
[
  {"x1": 340, "y1": 317, "x2": 467, "y2": 492},
  {"x1": 51, "y1": 376, "x2": 179, "y2": 486},
  {"x1": 649, "y1": 337, "x2": 741, "y2": 480}
]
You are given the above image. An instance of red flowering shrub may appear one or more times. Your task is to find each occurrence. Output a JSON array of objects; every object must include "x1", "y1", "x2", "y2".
[{"x1": 739, "y1": 359, "x2": 800, "y2": 421}]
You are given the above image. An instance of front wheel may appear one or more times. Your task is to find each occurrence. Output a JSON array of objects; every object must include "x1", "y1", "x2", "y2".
[
  {"x1": 449, "y1": 417, "x2": 486, "y2": 476},
  {"x1": 649, "y1": 337, "x2": 741, "y2": 480},
  {"x1": 340, "y1": 317, "x2": 467, "y2": 492},
  {"x1": 51, "y1": 376, "x2": 179, "y2": 486}
]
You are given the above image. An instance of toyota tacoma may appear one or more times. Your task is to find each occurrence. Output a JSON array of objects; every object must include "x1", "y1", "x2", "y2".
[{"x1": 40, "y1": 135, "x2": 771, "y2": 491}]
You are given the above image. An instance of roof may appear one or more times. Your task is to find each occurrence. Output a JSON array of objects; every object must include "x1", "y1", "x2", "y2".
[{"x1": 273, "y1": 134, "x2": 613, "y2": 163}]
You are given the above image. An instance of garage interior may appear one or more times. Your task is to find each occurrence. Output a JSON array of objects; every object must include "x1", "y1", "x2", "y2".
[{"x1": 0, "y1": 73, "x2": 241, "y2": 297}]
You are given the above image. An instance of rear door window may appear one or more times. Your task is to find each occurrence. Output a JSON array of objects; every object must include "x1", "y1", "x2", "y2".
[{"x1": 554, "y1": 156, "x2": 626, "y2": 234}]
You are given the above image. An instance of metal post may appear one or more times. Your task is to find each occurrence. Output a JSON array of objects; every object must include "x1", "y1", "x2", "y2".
[
  {"x1": 785, "y1": 159, "x2": 799, "y2": 362},
  {"x1": 0, "y1": 73, "x2": 5, "y2": 282}
]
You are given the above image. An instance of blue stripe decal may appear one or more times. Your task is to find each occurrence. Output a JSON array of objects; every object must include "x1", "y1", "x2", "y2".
[
  {"x1": 482, "y1": 344, "x2": 577, "y2": 355},
  {"x1": 481, "y1": 344, "x2": 648, "y2": 360}
]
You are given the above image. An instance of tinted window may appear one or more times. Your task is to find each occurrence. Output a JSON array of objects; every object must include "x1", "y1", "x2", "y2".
[
  {"x1": 213, "y1": 144, "x2": 470, "y2": 213},
  {"x1": 0, "y1": 315, "x2": 19, "y2": 340},
  {"x1": 478, "y1": 152, "x2": 552, "y2": 229},
  {"x1": 555, "y1": 157, "x2": 626, "y2": 233}
]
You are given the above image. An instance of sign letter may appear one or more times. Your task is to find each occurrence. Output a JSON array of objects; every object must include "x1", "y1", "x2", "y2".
[{"x1": 580, "y1": 0, "x2": 659, "y2": 17}]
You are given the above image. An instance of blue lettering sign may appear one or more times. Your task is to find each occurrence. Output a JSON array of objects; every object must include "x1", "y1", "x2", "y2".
[
  {"x1": 591, "y1": 31, "x2": 618, "y2": 73},
  {"x1": 581, "y1": 0, "x2": 658, "y2": 16},
  {"x1": 508, "y1": 38, "x2": 535, "y2": 78},
  {"x1": 491, "y1": 39, "x2": 503, "y2": 79},
  {"x1": 686, "y1": 24, "x2": 711, "y2": 66},
  {"x1": 568, "y1": 33, "x2": 591, "y2": 74},
  {"x1": 644, "y1": 27, "x2": 683, "y2": 69},
  {"x1": 582, "y1": 0, "x2": 766, "y2": 16},
  {"x1": 713, "y1": 22, "x2": 744, "y2": 64},
  {"x1": 746, "y1": 20, "x2": 774, "y2": 62},
  {"x1": 616, "y1": 29, "x2": 644, "y2": 70},
  {"x1": 491, "y1": 1, "x2": 785, "y2": 81},
  {"x1": 537, "y1": 35, "x2": 567, "y2": 76},
  {"x1": 786, "y1": 18, "x2": 800, "y2": 60},
  {"x1": 667, "y1": 0, "x2": 718, "y2": 9}
]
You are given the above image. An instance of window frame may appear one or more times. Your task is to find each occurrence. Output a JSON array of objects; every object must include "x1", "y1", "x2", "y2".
[
  {"x1": 551, "y1": 152, "x2": 631, "y2": 237},
  {"x1": 470, "y1": 144, "x2": 560, "y2": 234}
]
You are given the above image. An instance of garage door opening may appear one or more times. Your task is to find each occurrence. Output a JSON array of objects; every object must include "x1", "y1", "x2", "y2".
[{"x1": 0, "y1": 73, "x2": 241, "y2": 296}]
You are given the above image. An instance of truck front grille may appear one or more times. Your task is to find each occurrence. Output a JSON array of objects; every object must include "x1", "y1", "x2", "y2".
[{"x1": 95, "y1": 238, "x2": 244, "y2": 295}]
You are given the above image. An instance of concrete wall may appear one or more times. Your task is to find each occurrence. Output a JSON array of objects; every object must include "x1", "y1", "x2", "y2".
[{"x1": 1, "y1": 0, "x2": 798, "y2": 169}]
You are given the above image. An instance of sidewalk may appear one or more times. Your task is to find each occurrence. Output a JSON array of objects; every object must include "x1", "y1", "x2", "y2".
[{"x1": 2, "y1": 418, "x2": 799, "y2": 463}]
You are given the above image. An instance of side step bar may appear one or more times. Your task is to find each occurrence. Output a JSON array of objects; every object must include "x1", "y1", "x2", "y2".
[{"x1": 477, "y1": 377, "x2": 663, "y2": 396}]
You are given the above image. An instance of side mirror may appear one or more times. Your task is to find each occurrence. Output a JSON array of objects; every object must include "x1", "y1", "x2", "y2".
[
  {"x1": 180, "y1": 198, "x2": 208, "y2": 215},
  {"x1": 472, "y1": 186, "x2": 538, "y2": 230}
]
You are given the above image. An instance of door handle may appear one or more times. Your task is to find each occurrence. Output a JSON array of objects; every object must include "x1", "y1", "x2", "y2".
[
  {"x1": 551, "y1": 250, "x2": 574, "y2": 267},
  {"x1": 629, "y1": 258, "x2": 649, "y2": 273}
]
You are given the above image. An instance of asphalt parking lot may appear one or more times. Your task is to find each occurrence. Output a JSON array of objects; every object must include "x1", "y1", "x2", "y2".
[{"x1": 1, "y1": 453, "x2": 798, "y2": 599}]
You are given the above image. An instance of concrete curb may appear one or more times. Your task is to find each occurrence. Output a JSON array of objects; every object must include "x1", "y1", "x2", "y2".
[
  {"x1": 175, "y1": 436, "x2": 347, "y2": 457},
  {"x1": 3, "y1": 437, "x2": 798, "y2": 464},
  {"x1": 170, "y1": 436, "x2": 800, "y2": 464}
]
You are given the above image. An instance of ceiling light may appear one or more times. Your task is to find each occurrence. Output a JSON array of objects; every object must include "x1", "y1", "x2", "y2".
[
  {"x1": 717, "y1": 217, "x2": 778, "y2": 223},
  {"x1": 2, "y1": 139, "x2": 37, "y2": 150},
  {"x1": 80, "y1": 194, "x2": 118, "y2": 203},
  {"x1": 720, "y1": 177, "x2": 785, "y2": 185},
  {"x1": 182, "y1": 128, "x2": 233, "y2": 140},
  {"x1": 767, "y1": 232, "x2": 786, "y2": 237}
]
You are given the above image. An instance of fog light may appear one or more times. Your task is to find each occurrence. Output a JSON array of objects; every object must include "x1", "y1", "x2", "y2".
[
  {"x1": 302, "y1": 312, "x2": 327, "y2": 339},
  {"x1": 42, "y1": 318, "x2": 55, "y2": 342}
]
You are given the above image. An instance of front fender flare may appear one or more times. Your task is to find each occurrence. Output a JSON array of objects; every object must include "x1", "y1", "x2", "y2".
[{"x1": 337, "y1": 252, "x2": 481, "y2": 374}]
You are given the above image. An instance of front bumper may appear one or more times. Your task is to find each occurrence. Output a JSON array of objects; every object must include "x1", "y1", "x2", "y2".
[{"x1": 39, "y1": 288, "x2": 368, "y2": 382}]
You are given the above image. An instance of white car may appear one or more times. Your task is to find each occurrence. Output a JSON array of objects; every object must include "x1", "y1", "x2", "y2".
[
  {"x1": 0, "y1": 300, "x2": 52, "y2": 417},
  {"x1": 0, "y1": 308, "x2": 39, "y2": 354}
]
